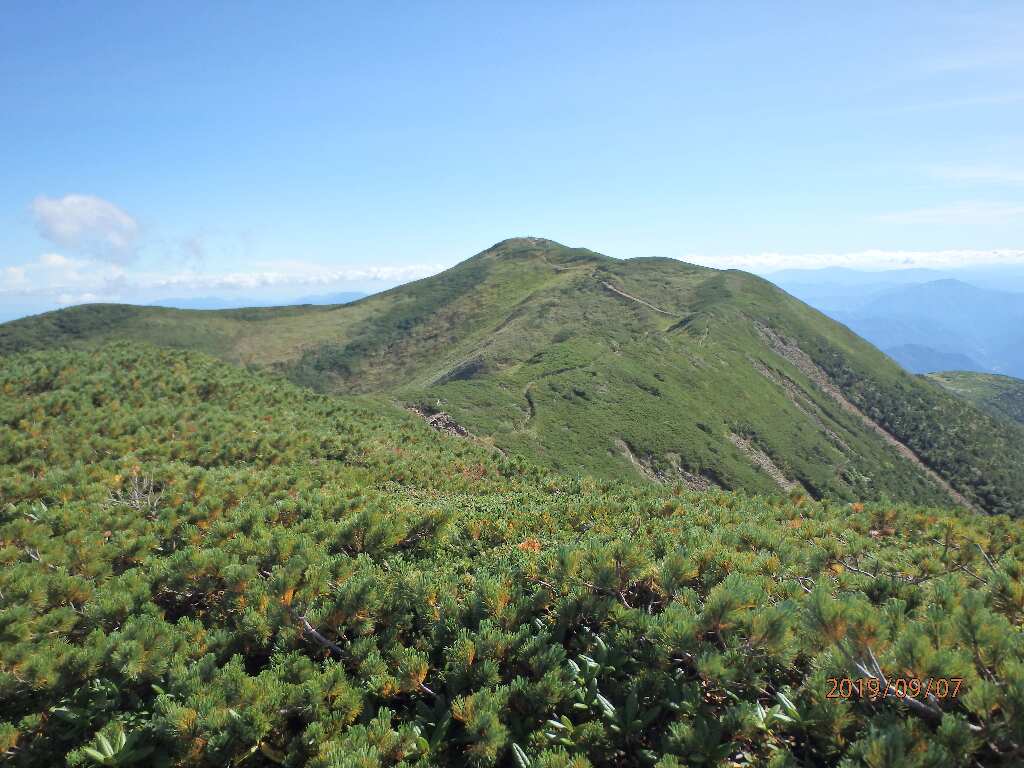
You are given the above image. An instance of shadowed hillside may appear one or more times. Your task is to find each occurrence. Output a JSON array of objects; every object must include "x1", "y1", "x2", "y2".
[{"x1": 3, "y1": 237, "x2": 1023, "y2": 515}]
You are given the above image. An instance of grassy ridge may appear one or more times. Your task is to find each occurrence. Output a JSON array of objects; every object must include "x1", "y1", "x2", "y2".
[
  {"x1": 2, "y1": 344, "x2": 1024, "y2": 766},
  {"x1": 2, "y1": 238, "x2": 1023, "y2": 515},
  {"x1": 928, "y1": 372, "x2": 1024, "y2": 425}
]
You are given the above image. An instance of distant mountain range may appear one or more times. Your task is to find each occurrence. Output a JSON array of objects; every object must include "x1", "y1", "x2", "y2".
[
  {"x1": 770, "y1": 269, "x2": 1024, "y2": 377},
  {"x1": 4, "y1": 237, "x2": 1023, "y2": 515},
  {"x1": 0, "y1": 291, "x2": 369, "y2": 323},
  {"x1": 148, "y1": 291, "x2": 367, "y2": 310},
  {"x1": 769, "y1": 263, "x2": 1024, "y2": 295},
  {"x1": 886, "y1": 345, "x2": 983, "y2": 374}
]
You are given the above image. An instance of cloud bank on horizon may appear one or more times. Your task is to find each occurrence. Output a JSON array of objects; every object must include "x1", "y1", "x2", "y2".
[
  {"x1": 4, "y1": 191, "x2": 1023, "y2": 319},
  {"x1": 685, "y1": 248, "x2": 1024, "y2": 274},
  {"x1": 3, "y1": 193, "x2": 449, "y2": 319}
]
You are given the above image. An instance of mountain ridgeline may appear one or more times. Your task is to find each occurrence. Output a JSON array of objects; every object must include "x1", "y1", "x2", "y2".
[{"x1": 3, "y1": 237, "x2": 1023, "y2": 515}]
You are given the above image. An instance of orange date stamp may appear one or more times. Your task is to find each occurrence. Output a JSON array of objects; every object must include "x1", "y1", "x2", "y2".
[{"x1": 827, "y1": 676, "x2": 963, "y2": 700}]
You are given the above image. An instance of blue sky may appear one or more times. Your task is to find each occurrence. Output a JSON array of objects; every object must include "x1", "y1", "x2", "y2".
[{"x1": 2, "y1": 1, "x2": 1023, "y2": 318}]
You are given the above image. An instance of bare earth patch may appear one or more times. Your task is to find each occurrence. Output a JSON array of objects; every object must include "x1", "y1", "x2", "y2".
[
  {"x1": 407, "y1": 406, "x2": 471, "y2": 437},
  {"x1": 753, "y1": 322, "x2": 975, "y2": 511},
  {"x1": 749, "y1": 356, "x2": 851, "y2": 454},
  {"x1": 615, "y1": 438, "x2": 715, "y2": 491},
  {"x1": 727, "y1": 432, "x2": 804, "y2": 493}
]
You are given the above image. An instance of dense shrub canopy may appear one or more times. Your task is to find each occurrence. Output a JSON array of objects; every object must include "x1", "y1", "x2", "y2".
[{"x1": 2, "y1": 345, "x2": 1023, "y2": 767}]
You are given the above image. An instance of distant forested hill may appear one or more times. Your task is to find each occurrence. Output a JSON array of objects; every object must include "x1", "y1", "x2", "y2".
[
  {"x1": 929, "y1": 371, "x2": 1024, "y2": 425},
  {"x1": 3, "y1": 238, "x2": 1024, "y2": 515}
]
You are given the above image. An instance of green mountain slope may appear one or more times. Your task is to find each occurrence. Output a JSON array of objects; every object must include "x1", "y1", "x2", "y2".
[
  {"x1": 3, "y1": 344, "x2": 1024, "y2": 766},
  {"x1": 3, "y1": 237, "x2": 1023, "y2": 515},
  {"x1": 928, "y1": 371, "x2": 1024, "y2": 425}
]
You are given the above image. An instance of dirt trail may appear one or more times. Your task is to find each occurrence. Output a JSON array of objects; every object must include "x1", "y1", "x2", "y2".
[
  {"x1": 600, "y1": 281, "x2": 680, "y2": 317},
  {"x1": 753, "y1": 322, "x2": 976, "y2": 511}
]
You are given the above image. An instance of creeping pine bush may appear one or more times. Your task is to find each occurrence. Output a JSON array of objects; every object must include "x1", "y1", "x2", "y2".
[{"x1": 2, "y1": 344, "x2": 1023, "y2": 766}]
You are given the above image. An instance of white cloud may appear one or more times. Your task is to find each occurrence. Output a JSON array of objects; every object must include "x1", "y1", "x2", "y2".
[
  {"x1": 682, "y1": 248, "x2": 1024, "y2": 272},
  {"x1": 3, "y1": 266, "x2": 28, "y2": 289},
  {"x1": 0, "y1": 253, "x2": 126, "y2": 298},
  {"x1": 39, "y1": 252, "x2": 75, "y2": 267},
  {"x1": 32, "y1": 194, "x2": 139, "y2": 263},
  {"x1": 56, "y1": 292, "x2": 99, "y2": 306},
  {"x1": 0, "y1": 253, "x2": 447, "y2": 309},
  {"x1": 144, "y1": 262, "x2": 445, "y2": 291},
  {"x1": 873, "y1": 201, "x2": 1024, "y2": 224}
]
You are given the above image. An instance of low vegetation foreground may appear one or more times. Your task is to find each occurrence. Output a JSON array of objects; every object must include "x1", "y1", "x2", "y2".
[{"x1": 2, "y1": 345, "x2": 1023, "y2": 767}]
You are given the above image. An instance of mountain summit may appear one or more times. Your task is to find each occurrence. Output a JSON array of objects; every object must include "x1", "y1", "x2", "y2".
[{"x1": 3, "y1": 238, "x2": 1023, "y2": 514}]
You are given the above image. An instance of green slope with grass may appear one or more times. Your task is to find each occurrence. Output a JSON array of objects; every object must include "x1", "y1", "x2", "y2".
[
  {"x1": 3, "y1": 344, "x2": 1024, "y2": 766},
  {"x1": 928, "y1": 371, "x2": 1024, "y2": 425},
  {"x1": 3, "y1": 238, "x2": 1023, "y2": 515}
]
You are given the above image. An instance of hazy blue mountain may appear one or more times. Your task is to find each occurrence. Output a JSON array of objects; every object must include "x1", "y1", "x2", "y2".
[
  {"x1": 291, "y1": 291, "x2": 368, "y2": 305},
  {"x1": 767, "y1": 269, "x2": 1024, "y2": 376},
  {"x1": 148, "y1": 296, "x2": 259, "y2": 310},
  {"x1": 946, "y1": 264, "x2": 1024, "y2": 294},
  {"x1": 886, "y1": 344, "x2": 985, "y2": 374},
  {"x1": 148, "y1": 291, "x2": 366, "y2": 310},
  {"x1": 851, "y1": 280, "x2": 1024, "y2": 376},
  {"x1": 768, "y1": 264, "x2": 1024, "y2": 293},
  {"x1": 0, "y1": 291, "x2": 370, "y2": 323},
  {"x1": 768, "y1": 269, "x2": 950, "y2": 312}
]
